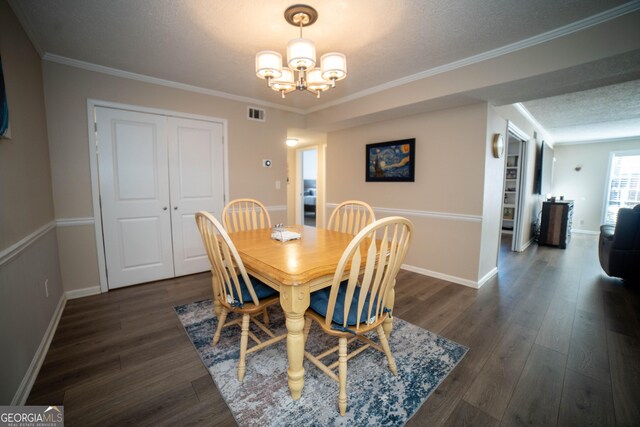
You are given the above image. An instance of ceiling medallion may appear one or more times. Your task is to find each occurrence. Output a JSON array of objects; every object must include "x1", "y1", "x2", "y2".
[{"x1": 255, "y1": 4, "x2": 347, "y2": 99}]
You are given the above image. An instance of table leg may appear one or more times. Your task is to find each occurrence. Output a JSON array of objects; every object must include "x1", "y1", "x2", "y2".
[
  {"x1": 383, "y1": 286, "x2": 395, "y2": 338},
  {"x1": 280, "y1": 283, "x2": 310, "y2": 400}
]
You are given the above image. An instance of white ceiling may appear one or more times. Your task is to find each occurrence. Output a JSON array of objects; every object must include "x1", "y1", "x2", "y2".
[{"x1": 9, "y1": 0, "x2": 640, "y2": 142}]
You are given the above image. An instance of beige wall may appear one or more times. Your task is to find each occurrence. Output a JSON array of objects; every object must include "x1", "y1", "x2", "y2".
[
  {"x1": 0, "y1": 0, "x2": 64, "y2": 404},
  {"x1": 42, "y1": 61, "x2": 303, "y2": 291},
  {"x1": 326, "y1": 103, "x2": 490, "y2": 283},
  {"x1": 479, "y1": 107, "x2": 508, "y2": 279},
  {"x1": 552, "y1": 139, "x2": 640, "y2": 232},
  {"x1": 0, "y1": 2, "x2": 54, "y2": 248}
]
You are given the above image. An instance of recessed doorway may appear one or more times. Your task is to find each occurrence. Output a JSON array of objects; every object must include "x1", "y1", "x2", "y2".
[
  {"x1": 501, "y1": 124, "x2": 529, "y2": 252},
  {"x1": 298, "y1": 148, "x2": 318, "y2": 227}
]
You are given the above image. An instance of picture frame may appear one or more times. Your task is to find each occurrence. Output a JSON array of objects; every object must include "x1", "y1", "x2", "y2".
[
  {"x1": 366, "y1": 138, "x2": 415, "y2": 182},
  {"x1": 0, "y1": 56, "x2": 10, "y2": 139}
]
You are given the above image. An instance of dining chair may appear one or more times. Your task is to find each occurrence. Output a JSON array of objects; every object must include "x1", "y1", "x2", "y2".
[
  {"x1": 327, "y1": 200, "x2": 375, "y2": 234},
  {"x1": 303, "y1": 216, "x2": 413, "y2": 415},
  {"x1": 222, "y1": 198, "x2": 271, "y2": 232},
  {"x1": 195, "y1": 211, "x2": 286, "y2": 381}
]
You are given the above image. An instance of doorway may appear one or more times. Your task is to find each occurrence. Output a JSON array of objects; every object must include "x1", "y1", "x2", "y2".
[
  {"x1": 501, "y1": 124, "x2": 529, "y2": 252},
  {"x1": 298, "y1": 148, "x2": 318, "y2": 227}
]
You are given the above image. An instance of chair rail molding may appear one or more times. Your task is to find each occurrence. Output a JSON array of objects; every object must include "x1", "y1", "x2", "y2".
[
  {"x1": 56, "y1": 217, "x2": 95, "y2": 227},
  {"x1": 267, "y1": 205, "x2": 287, "y2": 212},
  {"x1": 0, "y1": 221, "x2": 56, "y2": 267},
  {"x1": 325, "y1": 203, "x2": 482, "y2": 223}
]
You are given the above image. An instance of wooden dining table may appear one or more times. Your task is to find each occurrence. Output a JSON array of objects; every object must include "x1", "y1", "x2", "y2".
[{"x1": 223, "y1": 225, "x2": 395, "y2": 400}]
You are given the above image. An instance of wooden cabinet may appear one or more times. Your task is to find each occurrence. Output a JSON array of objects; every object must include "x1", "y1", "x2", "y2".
[{"x1": 539, "y1": 201, "x2": 574, "y2": 249}]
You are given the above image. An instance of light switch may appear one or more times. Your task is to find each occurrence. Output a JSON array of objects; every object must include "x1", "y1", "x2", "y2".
[{"x1": 275, "y1": 180, "x2": 281, "y2": 190}]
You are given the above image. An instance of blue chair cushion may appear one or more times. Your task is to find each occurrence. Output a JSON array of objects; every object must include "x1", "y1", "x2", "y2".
[
  {"x1": 228, "y1": 275, "x2": 277, "y2": 306},
  {"x1": 309, "y1": 281, "x2": 381, "y2": 326}
]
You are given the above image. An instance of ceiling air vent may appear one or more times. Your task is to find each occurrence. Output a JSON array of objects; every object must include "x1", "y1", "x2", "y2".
[{"x1": 247, "y1": 107, "x2": 265, "y2": 122}]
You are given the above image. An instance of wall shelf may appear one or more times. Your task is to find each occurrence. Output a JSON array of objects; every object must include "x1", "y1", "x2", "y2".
[{"x1": 502, "y1": 138, "x2": 522, "y2": 231}]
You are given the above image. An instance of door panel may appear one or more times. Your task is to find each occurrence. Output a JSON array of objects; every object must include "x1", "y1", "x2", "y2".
[
  {"x1": 97, "y1": 107, "x2": 174, "y2": 289},
  {"x1": 168, "y1": 117, "x2": 225, "y2": 276}
]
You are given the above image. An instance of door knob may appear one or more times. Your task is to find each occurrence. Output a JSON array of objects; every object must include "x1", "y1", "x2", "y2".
[
  {"x1": 163, "y1": 207, "x2": 168, "y2": 211},
  {"x1": 174, "y1": 206, "x2": 178, "y2": 210}
]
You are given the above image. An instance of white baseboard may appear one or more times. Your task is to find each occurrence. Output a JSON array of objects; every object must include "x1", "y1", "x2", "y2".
[
  {"x1": 401, "y1": 264, "x2": 481, "y2": 289},
  {"x1": 478, "y1": 267, "x2": 499, "y2": 287},
  {"x1": 65, "y1": 286, "x2": 101, "y2": 300},
  {"x1": 11, "y1": 293, "x2": 67, "y2": 405},
  {"x1": 519, "y1": 238, "x2": 535, "y2": 252},
  {"x1": 572, "y1": 229, "x2": 600, "y2": 235}
]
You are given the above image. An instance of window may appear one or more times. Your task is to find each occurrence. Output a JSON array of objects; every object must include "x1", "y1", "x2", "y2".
[{"x1": 604, "y1": 151, "x2": 640, "y2": 224}]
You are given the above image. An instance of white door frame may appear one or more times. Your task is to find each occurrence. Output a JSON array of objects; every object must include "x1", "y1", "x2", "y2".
[
  {"x1": 87, "y1": 99, "x2": 229, "y2": 293},
  {"x1": 507, "y1": 122, "x2": 531, "y2": 252},
  {"x1": 296, "y1": 147, "x2": 318, "y2": 225}
]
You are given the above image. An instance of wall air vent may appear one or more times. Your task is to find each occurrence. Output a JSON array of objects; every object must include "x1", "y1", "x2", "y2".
[{"x1": 247, "y1": 107, "x2": 265, "y2": 122}]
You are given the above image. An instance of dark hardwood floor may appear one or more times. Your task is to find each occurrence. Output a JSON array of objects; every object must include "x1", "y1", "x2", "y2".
[{"x1": 28, "y1": 234, "x2": 640, "y2": 426}]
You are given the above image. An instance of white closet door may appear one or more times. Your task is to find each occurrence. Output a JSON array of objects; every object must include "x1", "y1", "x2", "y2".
[
  {"x1": 96, "y1": 107, "x2": 175, "y2": 288},
  {"x1": 168, "y1": 117, "x2": 225, "y2": 276}
]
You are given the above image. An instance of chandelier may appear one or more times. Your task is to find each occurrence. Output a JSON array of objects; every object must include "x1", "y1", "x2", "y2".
[{"x1": 255, "y1": 4, "x2": 347, "y2": 99}]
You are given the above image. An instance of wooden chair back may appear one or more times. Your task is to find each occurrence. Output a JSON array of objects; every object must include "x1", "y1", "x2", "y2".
[
  {"x1": 195, "y1": 211, "x2": 260, "y2": 306},
  {"x1": 324, "y1": 216, "x2": 413, "y2": 332},
  {"x1": 222, "y1": 198, "x2": 271, "y2": 233},
  {"x1": 327, "y1": 200, "x2": 375, "y2": 234}
]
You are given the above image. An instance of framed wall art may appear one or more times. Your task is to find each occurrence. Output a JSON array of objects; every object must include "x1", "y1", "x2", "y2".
[
  {"x1": 366, "y1": 138, "x2": 415, "y2": 182},
  {"x1": 0, "y1": 56, "x2": 10, "y2": 139}
]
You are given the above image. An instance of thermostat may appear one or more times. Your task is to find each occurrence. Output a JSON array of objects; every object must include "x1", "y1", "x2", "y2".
[{"x1": 263, "y1": 159, "x2": 272, "y2": 167}]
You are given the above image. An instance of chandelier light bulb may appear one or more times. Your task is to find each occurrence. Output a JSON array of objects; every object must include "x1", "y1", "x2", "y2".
[
  {"x1": 271, "y1": 68, "x2": 296, "y2": 91},
  {"x1": 287, "y1": 38, "x2": 316, "y2": 70},
  {"x1": 321, "y1": 53, "x2": 347, "y2": 84},
  {"x1": 306, "y1": 68, "x2": 331, "y2": 92},
  {"x1": 255, "y1": 51, "x2": 283, "y2": 80}
]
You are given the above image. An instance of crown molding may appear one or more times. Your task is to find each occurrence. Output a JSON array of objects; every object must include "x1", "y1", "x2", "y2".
[
  {"x1": 305, "y1": 1, "x2": 640, "y2": 114},
  {"x1": 42, "y1": 53, "x2": 306, "y2": 115},
  {"x1": 513, "y1": 103, "x2": 552, "y2": 142},
  {"x1": 553, "y1": 135, "x2": 640, "y2": 145}
]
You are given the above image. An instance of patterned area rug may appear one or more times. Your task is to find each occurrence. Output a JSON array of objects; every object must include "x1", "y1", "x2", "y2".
[{"x1": 175, "y1": 299, "x2": 467, "y2": 427}]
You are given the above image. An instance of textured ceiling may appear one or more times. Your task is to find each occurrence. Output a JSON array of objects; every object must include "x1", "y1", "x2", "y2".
[
  {"x1": 522, "y1": 80, "x2": 640, "y2": 142},
  {"x1": 8, "y1": 0, "x2": 640, "y2": 141}
]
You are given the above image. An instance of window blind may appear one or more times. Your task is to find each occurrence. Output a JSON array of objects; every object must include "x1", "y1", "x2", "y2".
[{"x1": 605, "y1": 153, "x2": 640, "y2": 224}]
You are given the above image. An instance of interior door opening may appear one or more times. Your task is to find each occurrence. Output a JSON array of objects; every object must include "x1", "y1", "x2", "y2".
[
  {"x1": 298, "y1": 148, "x2": 318, "y2": 227},
  {"x1": 501, "y1": 126, "x2": 529, "y2": 252}
]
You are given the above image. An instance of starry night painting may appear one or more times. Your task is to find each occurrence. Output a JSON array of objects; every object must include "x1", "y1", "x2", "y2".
[{"x1": 366, "y1": 138, "x2": 415, "y2": 182}]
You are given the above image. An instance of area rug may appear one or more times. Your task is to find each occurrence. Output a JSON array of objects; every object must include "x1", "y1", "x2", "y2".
[{"x1": 175, "y1": 299, "x2": 468, "y2": 427}]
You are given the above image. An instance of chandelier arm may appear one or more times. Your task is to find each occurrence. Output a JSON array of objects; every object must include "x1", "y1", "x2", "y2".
[{"x1": 304, "y1": 87, "x2": 321, "y2": 98}]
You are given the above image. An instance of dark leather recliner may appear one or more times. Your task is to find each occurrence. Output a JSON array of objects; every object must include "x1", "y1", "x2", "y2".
[{"x1": 599, "y1": 204, "x2": 640, "y2": 282}]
